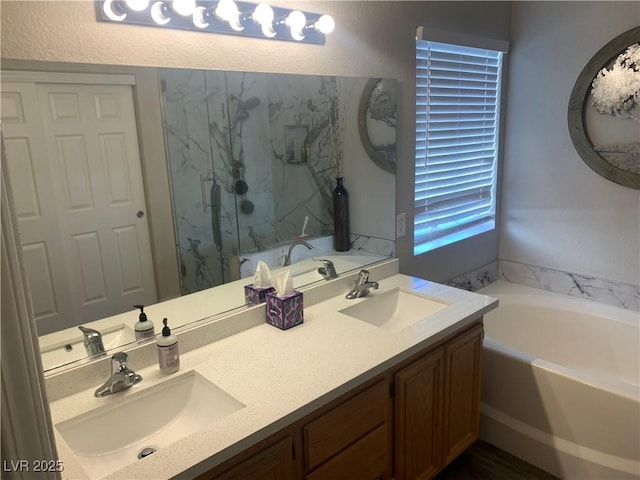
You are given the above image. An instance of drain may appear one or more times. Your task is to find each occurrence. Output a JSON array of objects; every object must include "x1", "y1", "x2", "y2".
[{"x1": 138, "y1": 447, "x2": 156, "y2": 459}]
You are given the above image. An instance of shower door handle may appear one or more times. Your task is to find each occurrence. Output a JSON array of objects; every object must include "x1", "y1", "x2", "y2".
[{"x1": 200, "y1": 173, "x2": 214, "y2": 212}]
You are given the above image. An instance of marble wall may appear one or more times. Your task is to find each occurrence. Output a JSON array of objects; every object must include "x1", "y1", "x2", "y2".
[
  {"x1": 499, "y1": 260, "x2": 639, "y2": 312},
  {"x1": 447, "y1": 259, "x2": 639, "y2": 312}
]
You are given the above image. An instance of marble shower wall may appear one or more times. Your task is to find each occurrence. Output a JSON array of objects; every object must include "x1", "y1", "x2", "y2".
[
  {"x1": 161, "y1": 70, "x2": 379, "y2": 294},
  {"x1": 225, "y1": 72, "x2": 340, "y2": 251},
  {"x1": 161, "y1": 69, "x2": 239, "y2": 294}
]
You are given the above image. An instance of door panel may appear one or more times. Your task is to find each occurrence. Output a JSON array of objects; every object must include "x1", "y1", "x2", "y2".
[
  {"x1": 2, "y1": 83, "x2": 75, "y2": 332},
  {"x1": 21, "y1": 242, "x2": 58, "y2": 318},
  {"x1": 56, "y1": 135, "x2": 94, "y2": 210},
  {"x1": 1, "y1": 78, "x2": 157, "y2": 334},
  {"x1": 100, "y1": 133, "x2": 134, "y2": 205}
]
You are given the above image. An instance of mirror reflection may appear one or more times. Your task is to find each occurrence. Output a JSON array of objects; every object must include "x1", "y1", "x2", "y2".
[
  {"x1": 1, "y1": 65, "x2": 397, "y2": 372},
  {"x1": 163, "y1": 69, "x2": 369, "y2": 292}
]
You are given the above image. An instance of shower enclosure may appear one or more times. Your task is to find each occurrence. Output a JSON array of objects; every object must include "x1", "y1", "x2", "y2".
[{"x1": 160, "y1": 69, "x2": 348, "y2": 294}]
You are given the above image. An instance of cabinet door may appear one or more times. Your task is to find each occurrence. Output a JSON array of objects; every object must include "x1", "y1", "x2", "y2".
[
  {"x1": 394, "y1": 348, "x2": 445, "y2": 480},
  {"x1": 442, "y1": 323, "x2": 483, "y2": 465},
  {"x1": 204, "y1": 436, "x2": 294, "y2": 480}
]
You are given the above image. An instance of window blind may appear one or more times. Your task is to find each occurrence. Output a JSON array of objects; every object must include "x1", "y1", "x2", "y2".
[{"x1": 414, "y1": 40, "x2": 503, "y2": 255}]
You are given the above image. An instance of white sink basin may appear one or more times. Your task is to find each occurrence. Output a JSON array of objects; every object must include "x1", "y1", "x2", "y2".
[
  {"x1": 339, "y1": 287, "x2": 449, "y2": 331},
  {"x1": 40, "y1": 324, "x2": 136, "y2": 370},
  {"x1": 56, "y1": 371, "x2": 244, "y2": 478}
]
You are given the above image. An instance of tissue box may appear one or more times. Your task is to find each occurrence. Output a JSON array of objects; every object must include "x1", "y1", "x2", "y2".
[
  {"x1": 265, "y1": 291, "x2": 304, "y2": 330},
  {"x1": 244, "y1": 284, "x2": 276, "y2": 304}
]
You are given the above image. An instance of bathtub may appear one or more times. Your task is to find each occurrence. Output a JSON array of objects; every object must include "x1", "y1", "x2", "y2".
[{"x1": 478, "y1": 281, "x2": 639, "y2": 479}]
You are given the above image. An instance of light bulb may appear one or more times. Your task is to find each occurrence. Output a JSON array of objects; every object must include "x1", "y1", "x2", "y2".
[
  {"x1": 285, "y1": 10, "x2": 306, "y2": 30},
  {"x1": 251, "y1": 3, "x2": 275, "y2": 37},
  {"x1": 215, "y1": 0, "x2": 239, "y2": 22},
  {"x1": 103, "y1": 0, "x2": 127, "y2": 21},
  {"x1": 261, "y1": 24, "x2": 277, "y2": 38},
  {"x1": 172, "y1": 0, "x2": 196, "y2": 16},
  {"x1": 252, "y1": 3, "x2": 273, "y2": 25},
  {"x1": 193, "y1": 5, "x2": 210, "y2": 28},
  {"x1": 285, "y1": 10, "x2": 306, "y2": 40},
  {"x1": 124, "y1": 0, "x2": 150, "y2": 11},
  {"x1": 150, "y1": 1, "x2": 171, "y2": 24},
  {"x1": 314, "y1": 14, "x2": 334, "y2": 34}
]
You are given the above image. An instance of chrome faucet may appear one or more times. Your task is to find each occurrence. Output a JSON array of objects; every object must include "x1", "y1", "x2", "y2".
[
  {"x1": 314, "y1": 258, "x2": 338, "y2": 280},
  {"x1": 346, "y1": 269, "x2": 379, "y2": 299},
  {"x1": 78, "y1": 326, "x2": 105, "y2": 357},
  {"x1": 283, "y1": 240, "x2": 313, "y2": 266},
  {"x1": 95, "y1": 352, "x2": 142, "y2": 397}
]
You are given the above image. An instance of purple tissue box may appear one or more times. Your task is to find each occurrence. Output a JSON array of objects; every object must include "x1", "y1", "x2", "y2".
[
  {"x1": 265, "y1": 291, "x2": 304, "y2": 330},
  {"x1": 244, "y1": 284, "x2": 276, "y2": 304}
]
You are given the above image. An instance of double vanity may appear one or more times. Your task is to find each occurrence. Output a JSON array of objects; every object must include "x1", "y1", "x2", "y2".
[{"x1": 46, "y1": 258, "x2": 498, "y2": 479}]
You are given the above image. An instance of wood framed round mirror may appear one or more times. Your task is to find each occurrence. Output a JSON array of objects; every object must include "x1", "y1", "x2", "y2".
[
  {"x1": 567, "y1": 26, "x2": 640, "y2": 189},
  {"x1": 358, "y1": 78, "x2": 398, "y2": 174}
]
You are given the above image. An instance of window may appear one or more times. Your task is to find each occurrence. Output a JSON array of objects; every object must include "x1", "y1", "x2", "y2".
[{"x1": 414, "y1": 34, "x2": 506, "y2": 256}]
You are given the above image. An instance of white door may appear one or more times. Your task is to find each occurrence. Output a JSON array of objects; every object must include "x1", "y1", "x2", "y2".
[{"x1": 1, "y1": 77, "x2": 157, "y2": 334}]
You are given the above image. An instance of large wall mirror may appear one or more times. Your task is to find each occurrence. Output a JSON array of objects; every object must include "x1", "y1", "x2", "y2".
[{"x1": 1, "y1": 61, "x2": 397, "y2": 373}]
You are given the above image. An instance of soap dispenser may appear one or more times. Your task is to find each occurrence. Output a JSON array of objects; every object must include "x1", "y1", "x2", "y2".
[
  {"x1": 157, "y1": 318, "x2": 180, "y2": 374},
  {"x1": 133, "y1": 304, "x2": 155, "y2": 340}
]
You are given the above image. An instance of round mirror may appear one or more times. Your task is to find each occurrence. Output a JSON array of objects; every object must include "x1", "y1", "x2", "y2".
[
  {"x1": 358, "y1": 78, "x2": 398, "y2": 174},
  {"x1": 567, "y1": 26, "x2": 640, "y2": 189}
]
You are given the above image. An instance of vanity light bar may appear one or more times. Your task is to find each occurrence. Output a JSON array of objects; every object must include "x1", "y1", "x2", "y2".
[{"x1": 97, "y1": 0, "x2": 335, "y2": 45}]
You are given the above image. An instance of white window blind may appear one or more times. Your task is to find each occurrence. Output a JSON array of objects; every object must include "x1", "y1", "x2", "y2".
[{"x1": 414, "y1": 39, "x2": 504, "y2": 255}]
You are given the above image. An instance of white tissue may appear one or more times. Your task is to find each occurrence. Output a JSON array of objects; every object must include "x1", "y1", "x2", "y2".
[
  {"x1": 252, "y1": 260, "x2": 272, "y2": 288},
  {"x1": 274, "y1": 270, "x2": 294, "y2": 297}
]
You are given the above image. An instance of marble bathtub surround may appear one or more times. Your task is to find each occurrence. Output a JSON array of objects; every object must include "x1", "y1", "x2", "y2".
[
  {"x1": 446, "y1": 261, "x2": 500, "y2": 292},
  {"x1": 238, "y1": 234, "x2": 394, "y2": 279},
  {"x1": 447, "y1": 259, "x2": 639, "y2": 312},
  {"x1": 351, "y1": 233, "x2": 396, "y2": 257},
  {"x1": 499, "y1": 260, "x2": 640, "y2": 312}
]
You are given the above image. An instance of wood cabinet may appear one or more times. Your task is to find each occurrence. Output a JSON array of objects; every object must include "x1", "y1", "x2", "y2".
[
  {"x1": 196, "y1": 435, "x2": 295, "y2": 480},
  {"x1": 394, "y1": 323, "x2": 483, "y2": 480},
  {"x1": 395, "y1": 348, "x2": 445, "y2": 480},
  {"x1": 303, "y1": 379, "x2": 392, "y2": 479},
  {"x1": 201, "y1": 321, "x2": 483, "y2": 480},
  {"x1": 442, "y1": 324, "x2": 483, "y2": 465},
  {"x1": 305, "y1": 424, "x2": 389, "y2": 480}
]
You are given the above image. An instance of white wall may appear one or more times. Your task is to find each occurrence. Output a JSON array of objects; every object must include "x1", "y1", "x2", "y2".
[
  {"x1": 1, "y1": 0, "x2": 513, "y2": 284},
  {"x1": 501, "y1": 2, "x2": 640, "y2": 285}
]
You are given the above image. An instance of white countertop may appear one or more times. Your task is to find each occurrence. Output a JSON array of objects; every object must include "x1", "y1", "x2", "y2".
[{"x1": 49, "y1": 273, "x2": 498, "y2": 479}]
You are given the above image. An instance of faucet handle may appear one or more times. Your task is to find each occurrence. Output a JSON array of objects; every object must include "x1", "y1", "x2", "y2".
[
  {"x1": 356, "y1": 269, "x2": 371, "y2": 284},
  {"x1": 78, "y1": 326, "x2": 105, "y2": 356},
  {"x1": 314, "y1": 258, "x2": 338, "y2": 280},
  {"x1": 111, "y1": 352, "x2": 129, "y2": 372}
]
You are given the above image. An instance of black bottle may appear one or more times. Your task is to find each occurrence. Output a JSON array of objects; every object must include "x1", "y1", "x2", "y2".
[{"x1": 333, "y1": 177, "x2": 350, "y2": 251}]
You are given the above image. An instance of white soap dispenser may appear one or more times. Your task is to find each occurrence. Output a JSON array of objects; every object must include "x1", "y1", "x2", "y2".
[
  {"x1": 133, "y1": 304, "x2": 155, "y2": 340},
  {"x1": 157, "y1": 318, "x2": 180, "y2": 374}
]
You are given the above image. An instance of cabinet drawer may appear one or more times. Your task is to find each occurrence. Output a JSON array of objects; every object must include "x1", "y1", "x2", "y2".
[
  {"x1": 305, "y1": 423, "x2": 389, "y2": 480},
  {"x1": 303, "y1": 379, "x2": 388, "y2": 471}
]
